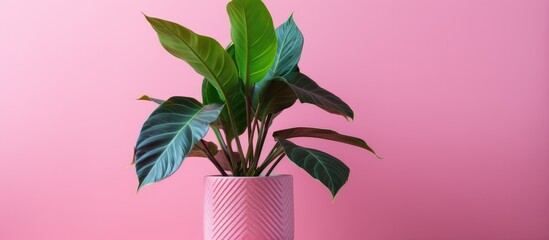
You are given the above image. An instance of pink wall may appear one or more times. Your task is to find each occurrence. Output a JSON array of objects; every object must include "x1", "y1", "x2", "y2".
[{"x1": 1, "y1": 0, "x2": 548, "y2": 239}]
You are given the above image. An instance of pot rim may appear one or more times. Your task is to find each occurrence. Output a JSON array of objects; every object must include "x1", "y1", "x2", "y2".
[{"x1": 204, "y1": 174, "x2": 292, "y2": 179}]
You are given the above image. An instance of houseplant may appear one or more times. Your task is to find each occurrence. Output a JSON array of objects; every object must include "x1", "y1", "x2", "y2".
[{"x1": 133, "y1": 0, "x2": 379, "y2": 238}]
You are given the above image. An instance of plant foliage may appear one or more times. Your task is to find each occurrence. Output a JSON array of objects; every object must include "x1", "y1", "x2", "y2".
[{"x1": 134, "y1": 0, "x2": 379, "y2": 198}]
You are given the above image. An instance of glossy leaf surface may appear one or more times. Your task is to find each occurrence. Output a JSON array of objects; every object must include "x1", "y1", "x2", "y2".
[
  {"x1": 227, "y1": 0, "x2": 277, "y2": 84},
  {"x1": 264, "y1": 14, "x2": 304, "y2": 80},
  {"x1": 201, "y1": 44, "x2": 247, "y2": 139},
  {"x1": 145, "y1": 15, "x2": 239, "y2": 101},
  {"x1": 254, "y1": 77, "x2": 297, "y2": 119},
  {"x1": 202, "y1": 79, "x2": 246, "y2": 140},
  {"x1": 274, "y1": 127, "x2": 379, "y2": 157},
  {"x1": 134, "y1": 97, "x2": 223, "y2": 189},
  {"x1": 284, "y1": 72, "x2": 354, "y2": 120},
  {"x1": 277, "y1": 138, "x2": 350, "y2": 198},
  {"x1": 253, "y1": 14, "x2": 304, "y2": 111}
]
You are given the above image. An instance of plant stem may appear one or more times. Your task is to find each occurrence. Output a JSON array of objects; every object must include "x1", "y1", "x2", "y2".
[
  {"x1": 243, "y1": 82, "x2": 255, "y2": 173},
  {"x1": 212, "y1": 126, "x2": 235, "y2": 173},
  {"x1": 266, "y1": 153, "x2": 286, "y2": 176},
  {"x1": 212, "y1": 127, "x2": 228, "y2": 155},
  {"x1": 199, "y1": 140, "x2": 228, "y2": 176},
  {"x1": 250, "y1": 105, "x2": 261, "y2": 138},
  {"x1": 222, "y1": 99, "x2": 246, "y2": 174},
  {"x1": 254, "y1": 114, "x2": 273, "y2": 163},
  {"x1": 220, "y1": 119, "x2": 242, "y2": 175},
  {"x1": 252, "y1": 119, "x2": 264, "y2": 163},
  {"x1": 248, "y1": 126, "x2": 264, "y2": 176},
  {"x1": 255, "y1": 143, "x2": 283, "y2": 175},
  {"x1": 232, "y1": 130, "x2": 246, "y2": 174},
  {"x1": 246, "y1": 100, "x2": 262, "y2": 173},
  {"x1": 226, "y1": 137, "x2": 241, "y2": 176},
  {"x1": 245, "y1": 108, "x2": 264, "y2": 176}
]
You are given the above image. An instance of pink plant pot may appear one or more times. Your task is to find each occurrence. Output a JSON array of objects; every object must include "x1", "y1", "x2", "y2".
[{"x1": 204, "y1": 175, "x2": 294, "y2": 240}]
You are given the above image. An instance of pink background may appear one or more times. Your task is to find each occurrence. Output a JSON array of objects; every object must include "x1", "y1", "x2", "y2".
[{"x1": 1, "y1": 0, "x2": 548, "y2": 239}]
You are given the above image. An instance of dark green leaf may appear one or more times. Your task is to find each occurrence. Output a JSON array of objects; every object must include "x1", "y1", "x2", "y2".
[
  {"x1": 227, "y1": 0, "x2": 277, "y2": 84},
  {"x1": 253, "y1": 77, "x2": 297, "y2": 119},
  {"x1": 134, "y1": 97, "x2": 223, "y2": 190},
  {"x1": 284, "y1": 72, "x2": 354, "y2": 120},
  {"x1": 202, "y1": 79, "x2": 224, "y2": 127},
  {"x1": 226, "y1": 43, "x2": 238, "y2": 70},
  {"x1": 202, "y1": 78, "x2": 246, "y2": 140},
  {"x1": 201, "y1": 44, "x2": 246, "y2": 140},
  {"x1": 277, "y1": 138, "x2": 350, "y2": 199},
  {"x1": 273, "y1": 127, "x2": 380, "y2": 158}
]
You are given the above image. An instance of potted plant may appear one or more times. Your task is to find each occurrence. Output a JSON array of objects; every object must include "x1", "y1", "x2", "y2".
[{"x1": 133, "y1": 0, "x2": 379, "y2": 239}]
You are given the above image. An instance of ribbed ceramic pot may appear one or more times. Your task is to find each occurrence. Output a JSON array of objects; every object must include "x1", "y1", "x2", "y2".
[{"x1": 204, "y1": 175, "x2": 294, "y2": 240}]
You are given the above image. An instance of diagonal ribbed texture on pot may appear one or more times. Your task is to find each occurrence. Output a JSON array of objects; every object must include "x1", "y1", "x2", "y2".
[{"x1": 204, "y1": 175, "x2": 294, "y2": 240}]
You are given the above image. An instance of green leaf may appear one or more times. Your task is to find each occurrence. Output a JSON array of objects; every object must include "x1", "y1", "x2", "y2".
[
  {"x1": 273, "y1": 127, "x2": 380, "y2": 158},
  {"x1": 138, "y1": 83, "x2": 245, "y2": 142},
  {"x1": 202, "y1": 79, "x2": 247, "y2": 140},
  {"x1": 264, "y1": 14, "x2": 304, "y2": 80},
  {"x1": 284, "y1": 72, "x2": 354, "y2": 120},
  {"x1": 225, "y1": 43, "x2": 238, "y2": 71},
  {"x1": 227, "y1": 0, "x2": 277, "y2": 84},
  {"x1": 253, "y1": 14, "x2": 304, "y2": 113},
  {"x1": 201, "y1": 44, "x2": 247, "y2": 140},
  {"x1": 134, "y1": 97, "x2": 223, "y2": 190},
  {"x1": 188, "y1": 140, "x2": 219, "y2": 158},
  {"x1": 253, "y1": 77, "x2": 297, "y2": 119},
  {"x1": 144, "y1": 15, "x2": 239, "y2": 101},
  {"x1": 277, "y1": 138, "x2": 350, "y2": 199},
  {"x1": 138, "y1": 95, "x2": 165, "y2": 104},
  {"x1": 202, "y1": 79, "x2": 224, "y2": 126}
]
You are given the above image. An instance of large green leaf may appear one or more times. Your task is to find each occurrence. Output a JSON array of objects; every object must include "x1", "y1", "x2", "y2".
[
  {"x1": 144, "y1": 15, "x2": 239, "y2": 101},
  {"x1": 273, "y1": 127, "x2": 380, "y2": 158},
  {"x1": 264, "y1": 14, "x2": 304, "y2": 80},
  {"x1": 133, "y1": 95, "x2": 219, "y2": 163},
  {"x1": 253, "y1": 77, "x2": 297, "y2": 119},
  {"x1": 135, "y1": 96, "x2": 225, "y2": 159},
  {"x1": 253, "y1": 14, "x2": 304, "y2": 112},
  {"x1": 284, "y1": 72, "x2": 354, "y2": 120},
  {"x1": 134, "y1": 97, "x2": 223, "y2": 189},
  {"x1": 277, "y1": 138, "x2": 350, "y2": 198},
  {"x1": 227, "y1": 0, "x2": 277, "y2": 84},
  {"x1": 201, "y1": 44, "x2": 247, "y2": 140},
  {"x1": 202, "y1": 79, "x2": 246, "y2": 140}
]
